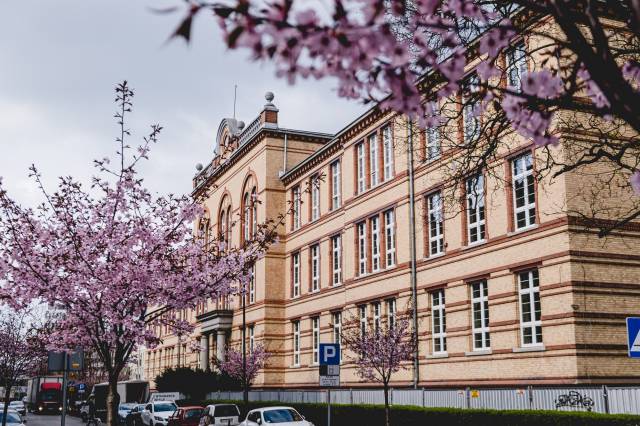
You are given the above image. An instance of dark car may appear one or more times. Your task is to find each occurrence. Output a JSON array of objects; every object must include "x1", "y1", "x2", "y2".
[
  {"x1": 126, "y1": 404, "x2": 147, "y2": 426},
  {"x1": 119, "y1": 404, "x2": 138, "y2": 425},
  {"x1": 167, "y1": 406, "x2": 204, "y2": 426}
]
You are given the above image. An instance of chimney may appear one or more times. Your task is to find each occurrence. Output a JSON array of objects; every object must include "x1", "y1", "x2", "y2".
[{"x1": 260, "y1": 91, "x2": 278, "y2": 128}]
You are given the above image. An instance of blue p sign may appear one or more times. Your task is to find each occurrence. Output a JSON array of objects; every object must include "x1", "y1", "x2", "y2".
[{"x1": 319, "y1": 343, "x2": 340, "y2": 365}]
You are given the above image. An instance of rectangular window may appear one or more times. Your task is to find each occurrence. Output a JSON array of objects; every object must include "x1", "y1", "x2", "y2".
[
  {"x1": 519, "y1": 269, "x2": 542, "y2": 346},
  {"x1": 249, "y1": 265, "x2": 256, "y2": 304},
  {"x1": 292, "y1": 186, "x2": 301, "y2": 230},
  {"x1": 333, "y1": 312, "x2": 342, "y2": 361},
  {"x1": 371, "y1": 216, "x2": 381, "y2": 272},
  {"x1": 382, "y1": 126, "x2": 394, "y2": 181},
  {"x1": 512, "y1": 152, "x2": 536, "y2": 229},
  {"x1": 249, "y1": 325, "x2": 255, "y2": 355},
  {"x1": 312, "y1": 316, "x2": 320, "y2": 364},
  {"x1": 310, "y1": 244, "x2": 320, "y2": 292},
  {"x1": 426, "y1": 101, "x2": 440, "y2": 160},
  {"x1": 506, "y1": 43, "x2": 527, "y2": 90},
  {"x1": 331, "y1": 235, "x2": 342, "y2": 285},
  {"x1": 331, "y1": 160, "x2": 341, "y2": 210},
  {"x1": 384, "y1": 210, "x2": 396, "y2": 267},
  {"x1": 369, "y1": 133, "x2": 379, "y2": 187},
  {"x1": 311, "y1": 175, "x2": 320, "y2": 221},
  {"x1": 471, "y1": 281, "x2": 490, "y2": 350},
  {"x1": 386, "y1": 299, "x2": 396, "y2": 330},
  {"x1": 293, "y1": 321, "x2": 300, "y2": 366},
  {"x1": 373, "y1": 301, "x2": 381, "y2": 334},
  {"x1": 466, "y1": 174, "x2": 486, "y2": 244},
  {"x1": 359, "y1": 305, "x2": 367, "y2": 338},
  {"x1": 431, "y1": 290, "x2": 447, "y2": 354},
  {"x1": 292, "y1": 252, "x2": 300, "y2": 298},
  {"x1": 357, "y1": 142, "x2": 366, "y2": 194},
  {"x1": 463, "y1": 76, "x2": 480, "y2": 143},
  {"x1": 428, "y1": 192, "x2": 444, "y2": 256},
  {"x1": 357, "y1": 222, "x2": 367, "y2": 276}
]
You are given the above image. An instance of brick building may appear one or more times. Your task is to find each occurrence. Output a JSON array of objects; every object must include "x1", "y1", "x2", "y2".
[{"x1": 144, "y1": 29, "x2": 640, "y2": 389}]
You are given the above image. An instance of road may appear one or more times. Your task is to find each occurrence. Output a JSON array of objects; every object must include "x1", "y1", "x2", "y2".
[{"x1": 26, "y1": 414, "x2": 85, "y2": 426}]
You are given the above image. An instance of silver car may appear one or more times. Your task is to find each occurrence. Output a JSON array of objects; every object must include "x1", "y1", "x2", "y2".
[{"x1": 239, "y1": 407, "x2": 313, "y2": 426}]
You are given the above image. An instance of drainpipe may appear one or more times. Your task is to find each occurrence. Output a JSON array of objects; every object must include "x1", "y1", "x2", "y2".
[{"x1": 407, "y1": 119, "x2": 420, "y2": 388}]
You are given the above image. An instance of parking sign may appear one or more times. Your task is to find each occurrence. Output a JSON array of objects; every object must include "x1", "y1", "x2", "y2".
[
  {"x1": 627, "y1": 317, "x2": 640, "y2": 358},
  {"x1": 319, "y1": 343, "x2": 340, "y2": 365}
]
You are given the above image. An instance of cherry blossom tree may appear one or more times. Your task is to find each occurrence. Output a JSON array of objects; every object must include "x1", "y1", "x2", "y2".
[
  {"x1": 342, "y1": 315, "x2": 415, "y2": 426},
  {"x1": 0, "y1": 82, "x2": 275, "y2": 426},
  {"x1": 0, "y1": 309, "x2": 46, "y2": 426},
  {"x1": 170, "y1": 0, "x2": 640, "y2": 234},
  {"x1": 217, "y1": 344, "x2": 270, "y2": 410}
]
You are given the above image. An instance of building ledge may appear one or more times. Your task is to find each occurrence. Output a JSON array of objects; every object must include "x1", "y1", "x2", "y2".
[
  {"x1": 512, "y1": 345, "x2": 545, "y2": 353},
  {"x1": 426, "y1": 352, "x2": 449, "y2": 359},
  {"x1": 464, "y1": 349, "x2": 493, "y2": 357}
]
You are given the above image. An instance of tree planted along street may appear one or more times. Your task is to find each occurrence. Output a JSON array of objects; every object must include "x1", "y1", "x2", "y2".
[
  {"x1": 0, "y1": 81, "x2": 277, "y2": 426},
  {"x1": 217, "y1": 344, "x2": 270, "y2": 410}
]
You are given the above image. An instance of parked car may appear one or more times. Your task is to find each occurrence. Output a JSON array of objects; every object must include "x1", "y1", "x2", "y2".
[
  {"x1": 118, "y1": 404, "x2": 138, "y2": 425},
  {"x1": 202, "y1": 404, "x2": 241, "y2": 426},
  {"x1": 80, "y1": 400, "x2": 90, "y2": 422},
  {"x1": 239, "y1": 407, "x2": 313, "y2": 426},
  {"x1": 126, "y1": 404, "x2": 146, "y2": 426},
  {"x1": 9, "y1": 401, "x2": 26, "y2": 417},
  {"x1": 0, "y1": 410, "x2": 26, "y2": 426},
  {"x1": 167, "y1": 406, "x2": 203, "y2": 426},
  {"x1": 140, "y1": 401, "x2": 178, "y2": 426}
]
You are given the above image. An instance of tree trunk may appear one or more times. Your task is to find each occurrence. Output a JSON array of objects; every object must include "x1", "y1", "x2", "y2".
[
  {"x1": 106, "y1": 376, "x2": 120, "y2": 426},
  {"x1": 383, "y1": 383, "x2": 390, "y2": 426},
  {"x1": 2, "y1": 384, "x2": 12, "y2": 426}
]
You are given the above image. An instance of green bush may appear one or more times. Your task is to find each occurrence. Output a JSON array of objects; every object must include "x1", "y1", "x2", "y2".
[
  {"x1": 194, "y1": 399, "x2": 640, "y2": 426},
  {"x1": 155, "y1": 367, "x2": 241, "y2": 400}
]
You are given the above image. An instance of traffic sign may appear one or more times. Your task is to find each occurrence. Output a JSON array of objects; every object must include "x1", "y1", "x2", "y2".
[
  {"x1": 627, "y1": 317, "x2": 640, "y2": 358},
  {"x1": 319, "y1": 344, "x2": 340, "y2": 365},
  {"x1": 319, "y1": 376, "x2": 340, "y2": 387}
]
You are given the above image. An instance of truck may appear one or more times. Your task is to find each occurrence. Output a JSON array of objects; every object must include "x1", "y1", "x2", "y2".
[
  {"x1": 26, "y1": 376, "x2": 64, "y2": 414},
  {"x1": 87, "y1": 380, "x2": 150, "y2": 422}
]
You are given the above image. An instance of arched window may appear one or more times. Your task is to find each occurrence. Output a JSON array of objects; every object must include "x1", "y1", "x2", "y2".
[
  {"x1": 251, "y1": 187, "x2": 258, "y2": 236},
  {"x1": 226, "y1": 205, "x2": 232, "y2": 244},
  {"x1": 243, "y1": 192, "x2": 251, "y2": 244},
  {"x1": 219, "y1": 209, "x2": 226, "y2": 243}
]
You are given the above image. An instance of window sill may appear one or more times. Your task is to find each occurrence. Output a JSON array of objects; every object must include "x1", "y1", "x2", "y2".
[
  {"x1": 465, "y1": 349, "x2": 492, "y2": 356},
  {"x1": 507, "y1": 224, "x2": 538, "y2": 237},
  {"x1": 290, "y1": 364, "x2": 301, "y2": 369},
  {"x1": 331, "y1": 282, "x2": 343, "y2": 287},
  {"x1": 461, "y1": 240, "x2": 487, "y2": 251},
  {"x1": 426, "y1": 352, "x2": 449, "y2": 359},
  {"x1": 512, "y1": 344, "x2": 545, "y2": 353},
  {"x1": 426, "y1": 252, "x2": 445, "y2": 260}
]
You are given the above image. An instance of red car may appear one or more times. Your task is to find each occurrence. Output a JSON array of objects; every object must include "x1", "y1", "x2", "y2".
[{"x1": 167, "y1": 406, "x2": 204, "y2": 426}]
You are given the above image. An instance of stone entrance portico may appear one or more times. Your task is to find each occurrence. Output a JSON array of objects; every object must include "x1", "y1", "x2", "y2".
[{"x1": 196, "y1": 308, "x2": 233, "y2": 370}]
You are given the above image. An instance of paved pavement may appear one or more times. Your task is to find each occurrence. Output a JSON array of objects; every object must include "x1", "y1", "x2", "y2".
[{"x1": 25, "y1": 414, "x2": 85, "y2": 426}]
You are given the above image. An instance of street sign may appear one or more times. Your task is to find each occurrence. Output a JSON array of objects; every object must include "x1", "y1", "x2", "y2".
[
  {"x1": 319, "y1": 376, "x2": 340, "y2": 387},
  {"x1": 48, "y1": 350, "x2": 84, "y2": 372},
  {"x1": 627, "y1": 317, "x2": 640, "y2": 358},
  {"x1": 319, "y1": 344, "x2": 340, "y2": 365}
]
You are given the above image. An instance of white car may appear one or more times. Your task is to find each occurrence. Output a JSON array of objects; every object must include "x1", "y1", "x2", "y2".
[
  {"x1": 0, "y1": 409, "x2": 26, "y2": 426},
  {"x1": 141, "y1": 402, "x2": 178, "y2": 426},
  {"x1": 239, "y1": 407, "x2": 313, "y2": 426},
  {"x1": 9, "y1": 401, "x2": 26, "y2": 417},
  {"x1": 203, "y1": 404, "x2": 241, "y2": 426}
]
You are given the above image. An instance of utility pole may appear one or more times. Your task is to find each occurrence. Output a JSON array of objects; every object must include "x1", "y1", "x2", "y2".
[
  {"x1": 407, "y1": 119, "x2": 420, "y2": 388},
  {"x1": 61, "y1": 352, "x2": 68, "y2": 426}
]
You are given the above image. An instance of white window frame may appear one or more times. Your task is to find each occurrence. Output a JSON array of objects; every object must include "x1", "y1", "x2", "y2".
[
  {"x1": 369, "y1": 133, "x2": 379, "y2": 187},
  {"x1": 359, "y1": 305, "x2": 367, "y2": 338},
  {"x1": 519, "y1": 269, "x2": 542, "y2": 346},
  {"x1": 384, "y1": 210, "x2": 396, "y2": 267},
  {"x1": 373, "y1": 302, "x2": 381, "y2": 334},
  {"x1": 331, "y1": 160, "x2": 341, "y2": 210},
  {"x1": 357, "y1": 222, "x2": 367, "y2": 276},
  {"x1": 333, "y1": 312, "x2": 342, "y2": 362},
  {"x1": 293, "y1": 320, "x2": 300, "y2": 366},
  {"x1": 512, "y1": 152, "x2": 536, "y2": 230},
  {"x1": 431, "y1": 290, "x2": 447, "y2": 354},
  {"x1": 331, "y1": 235, "x2": 342, "y2": 286},
  {"x1": 249, "y1": 325, "x2": 255, "y2": 355},
  {"x1": 506, "y1": 42, "x2": 527, "y2": 91},
  {"x1": 371, "y1": 216, "x2": 381, "y2": 272},
  {"x1": 311, "y1": 175, "x2": 320, "y2": 221},
  {"x1": 249, "y1": 265, "x2": 255, "y2": 304},
  {"x1": 386, "y1": 299, "x2": 396, "y2": 330},
  {"x1": 292, "y1": 252, "x2": 300, "y2": 298},
  {"x1": 243, "y1": 193, "x2": 250, "y2": 242},
  {"x1": 357, "y1": 142, "x2": 366, "y2": 194},
  {"x1": 311, "y1": 243, "x2": 320, "y2": 292},
  {"x1": 463, "y1": 76, "x2": 480, "y2": 143},
  {"x1": 382, "y1": 126, "x2": 394, "y2": 181},
  {"x1": 292, "y1": 186, "x2": 301, "y2": 230},
  {"x1": 426, "y1": 101, "x2": 441, "y2": 161},
  {"x1": 428, "y1": 192, "x2": 444, "y2": 256},
  {"x1": 471, "y1": 281, "x2": 490, "y2": 350},
  {"x1": 251, "y1": 188, "x2": 258, "y2": 236},
  {"x1": 312, "y1": 316, "x2": 320, "y2": 364},
  {"x1": 466, "y1": 174, "x2": 486, "y2": 244}
]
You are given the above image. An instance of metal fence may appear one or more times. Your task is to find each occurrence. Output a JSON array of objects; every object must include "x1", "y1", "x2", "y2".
[{"x1": 206, "y1": 386, "x2": 640, "y2": 415}]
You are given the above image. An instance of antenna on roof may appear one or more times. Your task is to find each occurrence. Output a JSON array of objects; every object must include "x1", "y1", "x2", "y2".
[{"x1": 233, "y1": 84, "x2": 238, "y2": 120}]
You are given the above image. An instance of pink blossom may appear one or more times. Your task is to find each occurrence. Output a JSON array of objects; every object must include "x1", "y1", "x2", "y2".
[
  {"x1": 218, "y1": 344, "x2": 270, "y2": 387},
  {"x1": 631, "y1": 171, "x2": 640, "y2": 195},
  {"x1": 521, "y1": 70, "x2": 564, "y2": 99},
  {"x1": 479, "y1": 26, "x2": 515, "y2": 58}
]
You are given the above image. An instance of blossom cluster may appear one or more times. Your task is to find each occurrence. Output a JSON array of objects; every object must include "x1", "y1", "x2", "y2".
[{"x1": 217, "y1": 344, "x2": 270, "y2": 386}]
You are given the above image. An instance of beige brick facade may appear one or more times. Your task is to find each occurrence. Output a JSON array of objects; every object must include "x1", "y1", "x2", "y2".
[{"x1": 144, "y1": 34, "x2": 640, "y2": 390}]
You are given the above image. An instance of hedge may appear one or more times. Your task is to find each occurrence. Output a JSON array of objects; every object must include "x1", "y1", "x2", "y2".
[{"x1": 190, "y1": 399, "x2": 640, "y2": 426}]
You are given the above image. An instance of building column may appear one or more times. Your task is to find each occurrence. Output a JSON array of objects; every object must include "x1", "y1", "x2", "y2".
[
  {"x1": 176, "y1": 340, "x2": 181, "y2": 368},
  {"x1": 216, "y1": 331, "x2": 226, "y2": 362},
  {"x1": 200, "y1": 334, "x2": 209, "y2": 371}
]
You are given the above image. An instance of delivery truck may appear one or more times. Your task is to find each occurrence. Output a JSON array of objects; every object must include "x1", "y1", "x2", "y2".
[{"x1": 26, "y1": 376, "x2": 64, "y2": 414}]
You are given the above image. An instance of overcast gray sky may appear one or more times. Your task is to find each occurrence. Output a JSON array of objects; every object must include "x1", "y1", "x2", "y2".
[{"x1": 0, "y1": 1, "x2": 366, "y2": 207}]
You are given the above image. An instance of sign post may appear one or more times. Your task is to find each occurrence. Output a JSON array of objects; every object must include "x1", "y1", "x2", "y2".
[
  {"x1": 627, "y1": 317, "x2": 640, "y2": 358},
  {"x1": 319, "y1": 344, "x2": 340, "y2": 426},
  {"x1": 47, "y1": 350, "x2": 83, "y2": 426}
]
